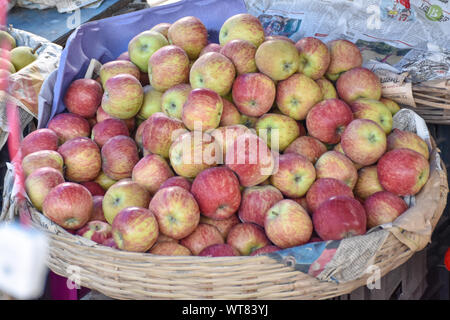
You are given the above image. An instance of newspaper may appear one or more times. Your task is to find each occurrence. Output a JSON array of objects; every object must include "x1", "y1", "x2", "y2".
[
  {"x1": 15, "y1": 0, "x2": 104, "y2": 12},
  {"x1": 245, "y1": 0, "x2": 450, "y2": 107}
]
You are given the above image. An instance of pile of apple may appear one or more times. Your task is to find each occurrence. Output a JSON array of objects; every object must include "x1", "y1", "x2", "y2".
[{"x1": 20, "y1": 13, "x2": 431, "y2": 258}]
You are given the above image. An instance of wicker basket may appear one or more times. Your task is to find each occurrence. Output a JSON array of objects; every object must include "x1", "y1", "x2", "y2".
[
  {"x1": 408, "y1": 81, "x2": 450, "y2": 125},
  {"x1": 1, "y1": 142, "x2": 447, "y2": 300}
]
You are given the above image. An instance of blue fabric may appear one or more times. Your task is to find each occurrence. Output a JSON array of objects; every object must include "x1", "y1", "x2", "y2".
[{"x1": 47, "y1": 0, "x2": 248, "y2": 127}]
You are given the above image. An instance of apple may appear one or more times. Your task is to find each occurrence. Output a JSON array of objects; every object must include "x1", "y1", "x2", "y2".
[
  {"x1": 239, "y1": 114, "x2": 259, "y2": 128},
  {"x1": 354, "y1": 165, "x2": 384, "y2": 200},
  {"x1": 341, "y1": 119, "x2": 387, "y2": 166},
  {"x1": 231, "y1": 72, "x2": 276, "y2": 117},
  {"x1": 315, "y1": 151, "x2": 358, "y2": 189},
  {"x1": 189, "y1": 52, "x2": 236, "y2": 96},
  {"x1": 149, "y1": 242, "x2": 192, "y2": 256},
  {"x1": 136, "y1": 86, "x2": 163, "y2": 120},
  {"x1": 255, "y1": 113, "x2": 300, "y2": 151},
  {"x1": 220, "y1": 98, "x2": 241, "y2": 126},
  {"x1": 250, "y1": 245, "x2": 281, "y2": 256},
  {"x1": 58, "y1": 137, "x2": 101, "y2": 182},
  {"x1": 80, "y1": 181, "x2": 106, "y2": 196},
  {"x1": 290, "y1": 197, "x2": 310, "y2": 214},
  {"x1": 22, "y1": 150, "x2": 64, "y2": 177},
  {"x1": 265, "y1": 35, "x2": 295, "y2": 44},
  {"x1": 199, "y1": 214, "x2": 240, "y2": 240},
  {"x1": 21, "y1": 128, "x2": 59, "y2": 158},
  {"x1": 226, "y1": 223, "x2": 270, "y2": 255},
  {"x1": 387, "y1": 128, "x2": 429, "y2": 160},
  {"x1": 219, "y1": 13, "x2": 265, "y2": 48},
  {"x1": 255, "y1": 39, "x2": 299, "y2": 81},
  {"x1": 91, "y1": 118, "x2": 129, "y2": 148},
  {"x1": 169, "y1": 131, "x2": 217, "y2": 178},
  {"x1": 101, "y1": 74, "x2": 144, "y2": 119},
  {"x1": 155, "y1": 233, "x2": 179, "y2": 244},
  {"x1": 276, "y1": 73, "x2": 323, "y2": 120},
  {"x1": 265, "y1": 199, "x2": 313, "y2": 248},
  {"x1": 148, "y1": 45, "x2": 190, "y2": 92},
  {"x1": 132, "y1": 154, "x2": 174, "y2": 194},
  {"x1": 89, "y1": 195, "x2": 106, "y2": 222},
  {"x1": 180, "y1": 223, "x2": 224, "y2": 255},
  {"x1": 220, "y1": 39, "x2": 257, "y2": 75},
  {"x1": 295, "y1": 37, "x2": 330, "y2": 80},
  {"x1": 142, "y1": 112, "x2": 187, "y2": 158},
  {"x1": 149, "y1": 186, "x2": 200, "y2": 240},
  {"x1": 199, "y1": 243, "x2": 240, "y2": 257},
  {"x1": 128, "y1": 30, "x2": 168, "y2": 72},
  {"x1": 270, "y1": 153, "x2": 316, "y2": 198},
  {"x1": 102, "y1": 237, "x2": 118, "y2": 248},
  {"x1": 312, "y1": 195, "x2": 367, "y2": 240},
  {"x1": 210, "y1": 124, "x2": 251, "y2": 162},
  {"x1": 94, "y1": 170, "x2": 117, "y2": 191},
  {"x1": 182, "y1": 88, "x2": 223, "y2": 131},
  {"x1": 25, "y1": 167, "x2": 65, "y2": 211},
  {"x1": 102, "y1": 179, "x2": 151, "y2": 225},
  {"x1": 42, "y1": 182, "x2": 93, "y2": 230},
  {"x1": 159, "y1": 176, "x2": 192, "y2": 192},
  {"x1": 380, "y1": 97, "x2": 400, "y2": 115},
  {"x1": 112, "y1": 207, "x2": 159, "y2": 252},
  {"x1": 47, "y1": 113, "x2": 91, "y2": 145},
  {"x1": 99, "y1": 60, "x2": 140, "y2": 88},
  {"x1": 199, "y1": 43, "x2": 222, "y2": 56},
  {"x1": 325, "y1": 39, "x2": 363, "y2": 81},
  {"x1": 284, "y1": 136, "x2": 327, "y2": 164},
  {"x1": 63, "y1": 79, "x2": 103, "y2": 118},
  {"x1": 191, "y1": 166, "x2": 241, "y2": 220},
  {"x1": 150, "y1": 22, "x2": 171, "y2": 39},
  {"x1": 350, "y1": 98, "x2": 393, "y2": 134},
  {"x1": 225, "y1": 133, "x2": 276, "y2": 187},
  {"x1": 315, "y1": 77, "x2": 338, "y2": 100},
  {"x1": 365, "y1": 191, "x2": 408, "y2": 228},
  {"x1": 306, "y1": 178, "x2": 354, "y2": 213},
  {"x1": 377, "y1": 148, "x2": 430, "y2": 196},
  {"x1": 161, "y1": 83, "x2": 192, "y2": 120},
  {"x1": 76, "y1": 220, "x2": 112, "y2": 244},
  {"x1": 101, "y1": 135, "x2": 139, "y2": 181},
  {"x1": 167, "y1": 16, "x2": 208, "y2": 60},
  {"x1": 116, "y1": 51, "x2": 130, "y2": 61},
  {"x1": 238, "y1": 185, "x2": 283, "y2": 227},
  {"x1": 336, "y1": 67, "x2": 382, "y2": 104},
  {"x1": 96, "y1": 106, "x2": 135, "y2": 132}
]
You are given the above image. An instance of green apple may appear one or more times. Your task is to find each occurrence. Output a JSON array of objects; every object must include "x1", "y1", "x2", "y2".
[
  {"x1": 255, "y1": 113, "x2": 300, "y2": 151},
  {"x1": 255, "y1": 39, "x2": 299, "y2": 81},
  {"x1": 137, "y1": 86, "x2": 163, "y2": 120},
  {"x1": 161, "y1": 83, "x2": 192, "y2": 120},
  {"x1": 128, "y1": 30, "x2": 168, "y2": 72},
  {"x1": 350, "y1": 98, "x2": 393, "y2": 134},
  {"x1": 10, "y1": 46, "x2": 37, "y2": 71},
  {"x1": 219, "y1": 13, "x2": 265, "y2": 48}
]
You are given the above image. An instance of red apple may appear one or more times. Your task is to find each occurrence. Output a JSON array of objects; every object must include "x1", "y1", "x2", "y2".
[
  {"x1": 312, "y1": 195, "x2": 367, "y2": 240},
  {"x1": 116, "y1": 51, "x2": 130, "y2": 61},
  {"x1": 199, "y1": 43, "x2": 222, "y2": 56},
  {"x1": 48, "y1": 113, "x2": 91, "y2": 145},
  {"x1": 63, "y1": 79, "x2": 103, "y2": 118},
  {"x1": 76, "y1": 220, "x2": 112, "y2": 244},
  {"x1": 290, "y1": 197, "x2": 311, "y2": 215},
  {"x1": 199, "y1": 243, "x2": 240, "y2": 257},
  {"x1": 159, "y1": 176, "x2": 192, "y2": 192},
  {"x1": 226, "y1": 222, "x2": 270, "y2": 255},
  {"x1": 336, "y1": 67, "x2": 382, "y2": 104},
  {"x1": 238, "y1": 185, "x2": 283, "y2": 227},
  {"x1": 25, "y1": 167, "x2": 65, "y2": 211},
  {"x1": 191, "y1": 166, "x2": 241, "y2": 220},
  {"x1": 91, "y1": 118, "x2": 129, "y2": 148},
  {"x1": 365, "y1": 191, "x2": 408, "y2": 228},
  {"x1": 111, "y1": 207, "x2": 159, "y2": 252},
  {"x1": 96, "y1": 106, "x2": 135, "y2": 132},
  {"x1": 149, "y1": 242, "x2": 192, "y2": 256},
  {"x1": 377, "y1": 148, "x2": 430, "y2": 196},
  {"x1": 101, "y1": 135, "x2": 139, "y2": 181},
  {"x1": 265, "y1": 199, "x2": 313, "y2": 248},
  {"x1": 102, "y1": 237, "x2": 118, "y2": 249},
  {"x1": 284, "y1": 136, "x2": 327, "y2": 164},
  {"x1": 132, "y1": 154, "x2": 174, "y2": 194},
  {"x1": 225, "y1": 133, "x2": 276, "y2": 187},
  {"x1": 199, "y1": 214, "x2": 240, "y2": 240},
  {"x1": 220, "y1": 98, "x2": 241, "y2": 126},
  {"x1": 150, "y1": 22, "x2": 171, "y2": 39},
  {"x1": 315, "y1": 151, "x2": 358, "y2": 189},
  {"x1": 270, "y1": 153, "x2": 316, "y2": 198},
  {"x1": 168, "y1": 16, "x2": 208, "y2": 60},
  {"x1": 99, "y1": 60, "x2": 140, "y2": 88},
  {"x1": 325, "y1": 39, "x2": 363, "y2": 81},
  {"x1": 80, "y1": 181, "x2": 106, "y2": 196},
  {"x1": 58, "y1": 137, "x2": 101, "y2": 182},
  {"x1": 42, "y1": 182, "x2": 93, "y2": 230},
  {"x1": 182, "y1": 88, "x2": 223, "y2": 131},
  {"x1": 295, "y1": 37, "x2": 330, "y2": 80},
  {"x1": 22, "y1": 150, "x2": 64, "y2": 177},
  {"x1": 180, "y1": 223, "x2": 224, "y2": 255},
  {"x1": 20, "y1": 128, "x2": 59, "y2": 157},
  {"x1": 210, "y1": 124, "x2": 251, "y2": 162},
  {"x1": 89, "y1": 195, "x2": 106, "y2": 222},
  {"x1": 149, "y1": 186, "x2": 200, "y2": 239},
  {"x1": 250, "y1": 245, "x2": 281, "y2": 256},
  {"x1": 306, "y1": 178, "x2": 354, "y2": 213},
  {"x1": 220, "y1": 39, "x2": 257, "y2": 75},
  {"x1": 350, "y1": 98, "x2": 393, "y2": 134},
  {"x1": 305, "y1": 98, "x2": 353, "y2": 144},
  {"x1": 387, "y1": 128, "x2": 429, "y2": 160}
]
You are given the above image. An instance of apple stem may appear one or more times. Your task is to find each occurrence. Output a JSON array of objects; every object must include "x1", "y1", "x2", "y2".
[{"x1": 32, "y1": 43, "x2": 42, "y2": 55}]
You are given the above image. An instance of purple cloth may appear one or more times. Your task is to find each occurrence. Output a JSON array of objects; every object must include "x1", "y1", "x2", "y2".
[{"x1": 47, "y1": 0, "x2": 248, "y2": 127}]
